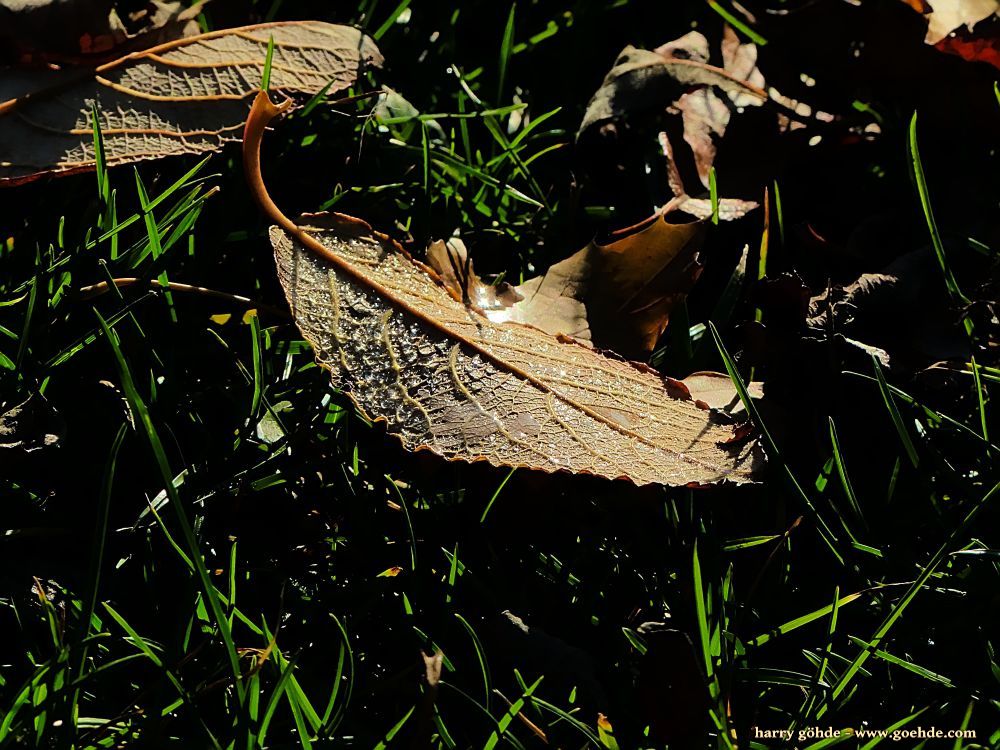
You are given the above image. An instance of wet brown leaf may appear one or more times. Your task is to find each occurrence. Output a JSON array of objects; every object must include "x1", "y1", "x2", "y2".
[
  {"x1": 247, "y1": 93, "x2": 761, "y2": 487},
  {"x1": 0, "y1": 21, "x2": 382, "y2": 186}
]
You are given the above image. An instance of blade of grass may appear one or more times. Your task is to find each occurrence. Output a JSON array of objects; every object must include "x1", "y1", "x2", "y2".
[
  {"x1": 710, "y1": 322, "x2": 845, "y2": 565},
  {"x1": 829, "y1": 417, "x2": 867, "y2": 531},
  {"x1": 260, "y1": 35, "x2": 276, "y2": 91},
  {"x1": 908, "y1": 112, "x2": 972, "y2": 335},
  {"x1": 871, "y1": 357, "x2": 919, "y2": 469},
  {"x1": 372, "y1": 0, "x2": 410, "y2": 41},
  {"x1": 816, "y1": 476, "x2": 1000, "y2": 718},
  {"x1": 320, "y1": 613, "x2": 354, "y2": 734},
  {"x1": 96, "y1": 312, "x2": 245, "y2": 701},
  {"x1": 971, "y1": 355, "x2": 988, "y2": 441},
  {"x1": 484, "y1": 676, "x2": 543, "y2": 750},
  {"x1": 706, "y1": 0, "x2": 768, "y2": 45},
  {"x1": 497, "y1": 3, "x2": 517, "y2": 101},
  {"x1": 454, "y1": 613, "x2": 492, "y2": 711}
]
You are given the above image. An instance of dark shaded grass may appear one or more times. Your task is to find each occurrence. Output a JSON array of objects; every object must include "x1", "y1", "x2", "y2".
[{"x1": 1, "y1": 0, "x2": 999, "y2": 747}]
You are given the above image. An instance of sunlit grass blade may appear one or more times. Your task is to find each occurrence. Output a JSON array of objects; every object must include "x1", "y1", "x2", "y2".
[
  {"x1": 260, "y1": 35, "x2": 276, "y2": 91},
  {"x1": 373, "y1": 0, "x2": 410, "y2": 40},
  {"x1": 748, "y1": 592, "x2": 864, "y2": 648},
  {"x1": 908, "y1": 112, "x2": 972, "y2": 335},
  {"x1": 455, "y1": 613, "x2": 492, "y2": 711},
  {"x1": 484, "y1": 676, "x2": 543, "y2": 750},
  {"x1": 320, "y1": 613, "x2": 354, "y2": 734},
  {"x1": 829, "y1": 417, "x2": 866, "y2": 530},
  {"x1": 706, "y1": 0, "x2": 768, "y2": 45},
  {"x1": 971, "y1": 355, "x2": 988, "y2": 441},
  {"x1": 871, "y1": 357, "x2": 920, "y2": 469},
  {"x1": 846, "y1": 637, "x2": 953, "y2": 687},
  {"x1": 497, "y1": 2, "x2": 517, "y2": 101}
]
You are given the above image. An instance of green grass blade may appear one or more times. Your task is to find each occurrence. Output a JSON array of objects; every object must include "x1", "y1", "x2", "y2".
[
  {"x1": 483, "y1": 675, "x2": 543, "y2": 750},
  {"x1": 829, "y1": 417, "x2": 866, "y2": 530},
  {"x1": 908, "y1": 112, "x2": 972, "y2": 335},
  {"x1": 706, "y1": 0, "x2": 768, "y2": 45},
  {"x1": 871, "y1": 357, "x2": 920, "y2": 469},
  {"x1": 454, "y1": 613, "x2": 492, "y2": 711},
  {"x1": 96, "y1": 312, "x2": 245, "y2": 700},
  {"x1": 817, "y1": 476, "x2": 1000, "y2": 718},
  {"x1": 260, "y1": 35, "x2": 276, "y2": 91},
  {"x1": 497, "y1": 2, "x2": 517, "y2": 101},
  {"x1": 710, "y1": 322, "x2": 845, "y2": 565}
]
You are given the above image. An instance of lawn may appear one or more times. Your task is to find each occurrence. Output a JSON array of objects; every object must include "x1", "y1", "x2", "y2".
[{"x1": 1, "y1": 0, "x2": 999, "y2": 747}]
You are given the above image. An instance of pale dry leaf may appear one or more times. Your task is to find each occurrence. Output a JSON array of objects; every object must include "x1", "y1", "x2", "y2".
[
  {"x1": 271, "y1": 215, "x2": 760, "y2": 486},
  {"x1": 577, "y1": 43, "x2": 767, "y2": 140},
  {"x1": 920, "y1": 0, "x2": 999, "y2": 44},
  {"x1": 658, "y1": 131, "x2": 758, "y2": 221},
  {"x1": 0, "y1": 21, "x2": 382, "y2": 185},
  {"x1": 682, "y1": 371, "x2": 763, "y2": 415},
  {"x1": 676, "y1": 88, "x2": 730, "y2": 188},
  {"x1": 1, "y1": 0, "x2": 206, "y2": 62},
  {"x1": 719, "y1": 25, "x2": 765, "y2": 109},
  {"x1": 670, "y1": 26, "x2": 765, "y2": 188},
  {"x1": 241, "y1": 89, "x2": 761, "y2": 487}
]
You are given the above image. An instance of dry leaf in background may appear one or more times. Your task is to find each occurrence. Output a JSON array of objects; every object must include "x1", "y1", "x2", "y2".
[
  {"x1": 660, "y1": 26, "x2": 765, "y2": 188},
  {"x1": 578, "y1": 26, "x2": 841, "y2": 184},
  {"x1": 658, "y1": 131, "x2": 758, "y2": 221},
  {"x1": 429, "y1": 216, "x2": 706, "y2": 359},
  {"x1": 900, "y1": 0, "x2": 1000, "y2": 69},
  {"x1": 246, "y1": 92, "x2": 761, "y2": 487},
  {"x1": 577, "y1": 36, "x2": 767, "y2": 143},
  {"x1": 903, "y1": 0, "x2": 999, "y2": 43},
  {"x1": 0, "y1": 21, "x2": 382, "y2": 185},
  {"x1": 0, "y1": 0, "x2": 206, "y2": 62}
]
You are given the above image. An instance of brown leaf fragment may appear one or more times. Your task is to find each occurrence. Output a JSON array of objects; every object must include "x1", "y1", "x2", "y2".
[
  {"x1": 681, "y1": 371, "x2": 763, "y2": 415},
  {"x1": 247, "y1": 92, "x2": 761, "y2": 487},
  {"x1": 493, "y1": 215, "x2": 705, "y2": 359},
  {"x1": 659, "y1": 118, "x2": 758, "y2": 222},
  {"x1": 0, "y1": 393, "x2": 63, "y2": 453},
  {"x1": 0, "y1": 21, "x2": 382, "y2": 186},
  {"x1": 1, "y1": 0, "x2": 206, "y2": 63},
  {"x1": 426, "y1": 237, "x2": 523, "y2": 312},
  {"x1": 668, "y1": 26, "x2": 765, "y2": 187},
  {"x1": 577, "y1": 41, "x2": 767, "y2": 141},
  {"x1": 907, "y1": 0, "x2": 1000, "y2": 44}
]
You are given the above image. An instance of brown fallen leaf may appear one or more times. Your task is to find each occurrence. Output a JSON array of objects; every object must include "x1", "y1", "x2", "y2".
[
  {"x1": 577, "y1": 41, "x2": 767, "y2": 142},
  {"x1": 491, "y1": 216, "x2": 705, "y2": 359},
  {"x1": 425, "y1": 237, "x2": 523, "y2": 312},
  {"x1": 246, "y1": 92, "x2": 761, "y2": 487},
  {"x1": 0, "y1": 21, "x2": 382, "y2": 186},
  {"x1": 901, "y1": 0, "x2": 999, "y2": 43},
  {"x1": 658, "y1": 131, "x2": 758, "y2": 221},
  {"x1": 1, "y1": 0, "x2": 206, "y2": 63},
  {"x1": 664, "y1": 26, "x2": 766, "y2": 188},
  {"x1": 682, "y1": 371, "x2": 763, "y2": 414}
]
